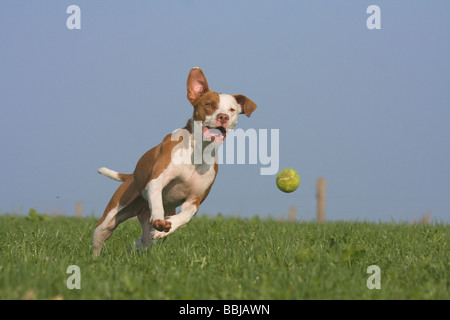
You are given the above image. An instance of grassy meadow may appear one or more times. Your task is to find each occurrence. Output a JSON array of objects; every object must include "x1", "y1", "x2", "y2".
[{"x1": 0, "y1": 213, "x2": 448, "y2": 300}]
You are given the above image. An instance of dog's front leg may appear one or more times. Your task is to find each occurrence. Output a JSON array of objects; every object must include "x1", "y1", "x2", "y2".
[
  {"x1": 145, "y1": 179, "x2": 172, "y2": 232},
  {"x1": 153, "y1": 201, "x2": 198, "y2": 239}
]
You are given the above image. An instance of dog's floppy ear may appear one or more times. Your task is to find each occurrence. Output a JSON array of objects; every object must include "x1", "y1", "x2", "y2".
[
  {"x1": 233, "y1": 94, "x2": 257, "y2": 118},
  {"x1": 187, "y1": 67, "x2": 210, "y2": 105}
]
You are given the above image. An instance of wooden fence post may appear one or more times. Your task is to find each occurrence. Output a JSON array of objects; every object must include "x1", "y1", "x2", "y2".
[
  {"x1": 316, "y1": 178, "x2": 326, "y2": 223},
  {"x1": 289, "y1": 206, "x2": 296, "y2": 222},
  {"x1": 421, "y1": 211, "x2": 431, "y2": 225},
  {"x1": 76, "y1": 201, "x2": 83, "y2": 218}
]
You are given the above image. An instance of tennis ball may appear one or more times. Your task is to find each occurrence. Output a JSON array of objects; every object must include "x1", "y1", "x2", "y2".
[{"x1": 276, "y1": 168, "x2": 300, "y2": 193}]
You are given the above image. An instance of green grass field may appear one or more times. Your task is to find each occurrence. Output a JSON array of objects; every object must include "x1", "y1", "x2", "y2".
[{"x1": 0, "y1": 214, "x2": 448, "y2": 299}]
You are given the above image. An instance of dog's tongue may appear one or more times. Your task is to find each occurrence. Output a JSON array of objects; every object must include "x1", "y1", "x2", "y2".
[{"x1": 203, "y1": 127, "x2": 225, "y2": 142}]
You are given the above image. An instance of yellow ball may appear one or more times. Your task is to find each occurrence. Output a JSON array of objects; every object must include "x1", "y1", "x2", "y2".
[{"x1": 276, "y1": 169, "x2": 300, "y2": 193}]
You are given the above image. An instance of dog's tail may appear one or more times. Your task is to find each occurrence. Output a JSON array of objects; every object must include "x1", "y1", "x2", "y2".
[{"x1": 97, "y1": 167, "x2": 132, "y2": 182}]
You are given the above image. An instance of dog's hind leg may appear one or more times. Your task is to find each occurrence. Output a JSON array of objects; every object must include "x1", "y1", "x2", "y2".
[
  {"x1": 135, "y1": 207, "x2": 176, "y2": 250},
  {"x1": 93, "y1": 177, "x2": 139, "y2": 256},
  {"x1": 135, "y1": 207, "x2": 152, "y2": 251}
]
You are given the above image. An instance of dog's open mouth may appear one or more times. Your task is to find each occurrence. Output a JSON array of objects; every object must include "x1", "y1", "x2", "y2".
[{"x1": 203, "y1": 126, "x2": 227, "y2": 142}]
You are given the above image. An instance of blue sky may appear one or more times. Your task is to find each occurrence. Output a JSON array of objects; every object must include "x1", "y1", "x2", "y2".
[{"x1": 0, "y1": 1, "x2": 449, "y2": 222}]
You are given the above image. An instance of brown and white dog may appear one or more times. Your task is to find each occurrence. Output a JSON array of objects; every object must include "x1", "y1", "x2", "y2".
[{"x1": 93, "y1": 67, "x2": 257, "y2": 256}]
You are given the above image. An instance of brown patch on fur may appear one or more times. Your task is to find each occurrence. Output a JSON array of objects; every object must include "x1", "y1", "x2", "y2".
[
  {"x1": 96, "y1": 176, "x2": 140, "y2": 227},
  {"x1": 233, "y1": 94, "x2": 257, "y2": 118},
  {"x1": 117, "y1": 173, "x2": 132, "y2": 181},
  {"x1": 192, "y1": 91, "x2": 221, "y2": 122},
  {"x1": 133, "y1": 133, "x2": 189, "y2": 191}
]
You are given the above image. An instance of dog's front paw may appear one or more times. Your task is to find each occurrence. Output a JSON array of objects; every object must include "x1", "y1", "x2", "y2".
[
  {"x1": 153, "y1": 230, "x2": 168, "y2": 240},
  {"x1": 153, "y1": 219, "x2": 172, "y2": 232}
]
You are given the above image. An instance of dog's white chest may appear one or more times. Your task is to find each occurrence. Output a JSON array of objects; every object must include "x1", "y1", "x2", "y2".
[
  {"x1": 189, "y1": 163, "x2": 217, "y2": 194},
  {"x1": 161, "y1": 162, "x2": 216, "y2": 208}
]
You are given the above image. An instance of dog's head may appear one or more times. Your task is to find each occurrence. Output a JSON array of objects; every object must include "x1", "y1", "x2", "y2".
[{"x1": 186, "y1": 67, "x2": 257, "y2": 144}]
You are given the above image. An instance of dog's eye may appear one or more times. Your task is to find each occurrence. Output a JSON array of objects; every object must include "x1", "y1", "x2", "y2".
[
  {"x1": 205, "y1": 103, "x2": 213, "y2": 108},
  {"x1": 230, "y1": 108, "x2": 236, "y2": 113}
]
